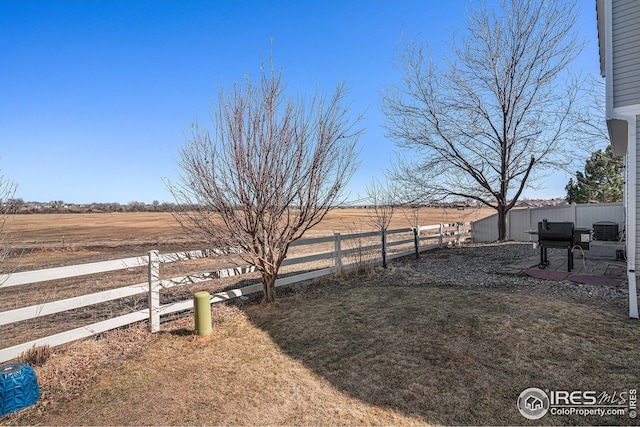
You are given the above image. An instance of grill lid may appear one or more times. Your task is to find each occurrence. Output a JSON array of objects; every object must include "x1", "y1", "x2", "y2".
[{"x1": 538, "y1": 220, "x2": 575, "y2": 241}]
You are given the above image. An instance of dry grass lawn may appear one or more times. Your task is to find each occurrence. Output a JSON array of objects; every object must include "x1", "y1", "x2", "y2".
[{"x1": 3, "y1": 255, "x2": 639, "y2": 426}]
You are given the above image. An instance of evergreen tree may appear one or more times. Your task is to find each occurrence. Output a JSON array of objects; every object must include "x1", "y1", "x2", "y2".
[{"x1": 566, "y1": 145, "x2": 623, "y2": 203}]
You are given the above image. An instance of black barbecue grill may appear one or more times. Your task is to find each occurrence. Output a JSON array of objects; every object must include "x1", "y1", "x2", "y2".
[{"x1": 537, "y1": 220, "x2": 590, "y2": 272}]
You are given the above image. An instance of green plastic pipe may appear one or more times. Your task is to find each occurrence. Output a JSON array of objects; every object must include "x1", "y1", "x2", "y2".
[{"x1": 193, "y1": 291, "x2": 212, "y2": 336}]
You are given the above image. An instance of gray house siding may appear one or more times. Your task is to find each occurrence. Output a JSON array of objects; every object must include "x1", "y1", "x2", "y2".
[
  {"x1": 612, "y1": 0, "x2": 640, "y2": 107},
  {"x1": 598, "y1": 0, "x2": 640, "y2": 318}
]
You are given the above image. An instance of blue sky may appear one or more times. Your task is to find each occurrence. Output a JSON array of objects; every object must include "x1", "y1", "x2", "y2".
[{"x1": 0, "y1": 0, "x2": 601, "y2": 204}]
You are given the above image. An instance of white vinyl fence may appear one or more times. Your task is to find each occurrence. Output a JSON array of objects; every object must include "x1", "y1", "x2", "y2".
[
  {"x1": 472, "y1": 203, "x2": 624, "y2": 242},
  {"x1": 0, "y1": 223, "x2": 470, "y2": 363}
]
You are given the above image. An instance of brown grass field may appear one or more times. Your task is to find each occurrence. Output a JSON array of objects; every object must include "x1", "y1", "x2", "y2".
[
  {"x1": 12, "y1": 208, "x2": 640, "y2": 425},
  {"x1": 1, "y1": 207, "x2": 494, "y2": 271},
  {"x1": 3, "y1": 207, "x2": 493, "y2": 247}
]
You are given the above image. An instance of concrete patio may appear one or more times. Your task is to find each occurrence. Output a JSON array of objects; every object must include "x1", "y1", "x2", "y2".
[{"x1": 505, "y1": 244, "x2": 627, "y2": 287}]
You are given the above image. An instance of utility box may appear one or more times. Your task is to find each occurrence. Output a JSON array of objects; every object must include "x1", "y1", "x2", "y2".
[
  {"x1": 573, "y1": 228, "x2": 591, "y2": 250},
  {"x1": 593, "y1": 221, "x2": 619, "y2": 241}
]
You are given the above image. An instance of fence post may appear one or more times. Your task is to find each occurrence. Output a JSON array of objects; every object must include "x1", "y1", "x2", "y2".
[
  {"x1": 334, "y1": 232, "x2": 342, "y2": 274},
  {"x1": 381, "y1": 229, "x2": 388, "y2": 269},
  {"x1": 456, "y1": 223, "x2": 461, "y2": 246},
  {"x1": 148, "y1": 250, "x2": 160, "y2": 333},
  {"x1": 528, "y1": 207, "x2": 533, "y2": 241},
  {"x1": 439, "y1": 223, "x2": 443, "y2": 247},
  {"x1": 470, "y1": 221, "x2": 475, "y2": 243},
  {"x1": 413, "y1": 227, "x2": 420, "y2": 259}
]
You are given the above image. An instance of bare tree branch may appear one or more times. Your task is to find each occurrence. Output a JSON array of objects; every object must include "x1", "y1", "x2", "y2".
[
  {"x1": 0, "y1": 171, "x2": 17, "y2": 270},
  {"x1": 382, "y1": 0, "x2": 585, "y2": 240},
  {"x1": 571, "y1": 73, "x2": 610, "y2": 156},
  {"x1": 167, "y1": 53, "x2": 362, "y2": 303},
  {"x1": 366, "y1": 177, "x2": 399, "y2": 233},
  {"x1": 365, "y1": 177, "x2": 401, "y2": 269}
]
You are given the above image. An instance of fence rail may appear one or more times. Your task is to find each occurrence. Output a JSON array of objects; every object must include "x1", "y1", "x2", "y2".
[{"x1": 0, "y1": 223, "x2": 471, "y2": 363}]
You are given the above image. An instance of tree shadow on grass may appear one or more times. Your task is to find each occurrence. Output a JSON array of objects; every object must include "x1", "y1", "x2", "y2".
[{"x1": 245, "y1": 282, "x2": 640, "y2": 426}]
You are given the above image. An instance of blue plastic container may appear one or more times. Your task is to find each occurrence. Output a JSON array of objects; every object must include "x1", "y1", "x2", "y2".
[{"x1": 0, "y1": 363, "x2": 40, "y2": 416}]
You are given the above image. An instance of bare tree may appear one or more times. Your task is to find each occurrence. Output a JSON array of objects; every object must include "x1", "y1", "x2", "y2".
[
  {"x1": 565, "y1": 74, "x2": 622, "y2": 203},
  {"x1": 382, "y1": 0, "x2": 584, "y2": 240},
  {"x1": 366, "y1": 178, "x2": 398, "y2": 234},
  {"x1": 0, "y1": 171, "x2": 16, "y2": 265},
  {"x1": 168, "y1": 57, "x2": 362, "y2": 303},
  {"x1": 572, "y1": 74, "x2": 610, "y2": 154},
  {"x1": 365, "y1": 178, "x2": 399, "y2": 268}
]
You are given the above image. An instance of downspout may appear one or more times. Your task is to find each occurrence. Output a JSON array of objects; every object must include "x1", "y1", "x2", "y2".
[{"x1": 627, "y1": 118, "x2": 639, "y2": 319}]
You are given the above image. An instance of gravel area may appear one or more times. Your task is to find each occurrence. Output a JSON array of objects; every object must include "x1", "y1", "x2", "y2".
[{"x1": 302, "y1": 241, "x2": 634, "y2": 315}]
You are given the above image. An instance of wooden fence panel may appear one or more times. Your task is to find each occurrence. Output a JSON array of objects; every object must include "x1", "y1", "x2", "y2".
[
  {"x1": 0, "y1": 255, "x2": 148, "y2": 288},
  {"x1": 0, "y1": 282, "x2": 148, "y2": 326}
]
